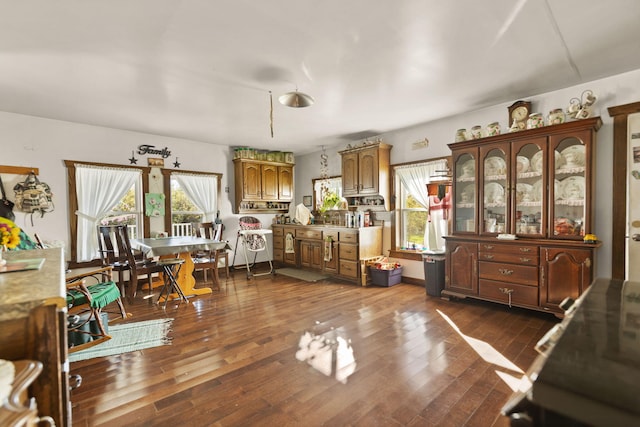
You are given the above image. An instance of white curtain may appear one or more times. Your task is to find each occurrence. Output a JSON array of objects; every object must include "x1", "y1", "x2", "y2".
[
  {"x1": 396, "y1": 159, "x2": 448, "y2": 251},
  {"x1": 75, "y1": 164, "x2": 141, "y2": 262},
  {"x1": 173, "y1": 173, "x2": 219, "y2": 222}
]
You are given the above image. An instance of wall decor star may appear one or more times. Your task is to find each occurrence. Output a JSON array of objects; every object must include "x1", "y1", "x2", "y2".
[
  {"x1": 129, "y1": 151, "x2": 138, "y2": 164},
  {"x1": 173, "y1": 157, "x2": 181, "y2": 168}
]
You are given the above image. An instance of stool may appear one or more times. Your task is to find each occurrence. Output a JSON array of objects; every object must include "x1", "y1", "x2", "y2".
[{"x1": 156, "y1": 258, "x2": 188, "y2": 308}]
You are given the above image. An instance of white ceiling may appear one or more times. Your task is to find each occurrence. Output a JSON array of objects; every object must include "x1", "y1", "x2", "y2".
[{"x1": 1, "y1": 0, "x2": 639, "y2": 155}]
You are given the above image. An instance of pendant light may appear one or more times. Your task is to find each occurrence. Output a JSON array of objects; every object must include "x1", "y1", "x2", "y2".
[{"x1": 279, "y1": 87, "x2": 314, "y2": 108}]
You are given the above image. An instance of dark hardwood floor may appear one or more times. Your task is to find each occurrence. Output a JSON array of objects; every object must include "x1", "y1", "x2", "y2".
[{"x1": 69, "y1": 267, "x2": 558, "y2": 427}]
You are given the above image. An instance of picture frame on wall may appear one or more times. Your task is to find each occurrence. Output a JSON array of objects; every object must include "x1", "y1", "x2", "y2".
[
  {"x1": 303, "y1": 195, "x2": 312, "y2": 207},
  {"x1": 148, "y1": 158, "x2": 164, "y2": 167}
]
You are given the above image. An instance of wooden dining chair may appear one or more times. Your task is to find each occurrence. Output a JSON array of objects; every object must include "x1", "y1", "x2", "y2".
[
  {"x1": 112, "y1": 225, "x2": 165, "y2": 300},
  {"x1": 97, "y1": 225, "x2": 133, "y2": 298},
  {"x1": 191, "y1": 222, "x2": 229, "y2": 285}
]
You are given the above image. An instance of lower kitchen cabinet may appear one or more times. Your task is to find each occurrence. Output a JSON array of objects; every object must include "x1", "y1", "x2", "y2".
[{"x1": 272, "y1": 225, "x2": 382, "y2": 283}]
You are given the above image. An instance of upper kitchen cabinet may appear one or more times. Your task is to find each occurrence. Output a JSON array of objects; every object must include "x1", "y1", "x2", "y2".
[
  {"x1": 339, "y1": 142, "x2": 392, "y2": 210},
  {"x1": 233, "y1": 158, "x2": 294, "y2": 214}
]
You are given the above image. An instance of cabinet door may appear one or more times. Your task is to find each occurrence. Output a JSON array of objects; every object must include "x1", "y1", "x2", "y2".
[
  {"x1": 549, "y1": 130, "x2": 592, "y2": 240},
  {"x1": 278, "y1": 166, "x2": 293, "y2": 201},
  {"x1": 242, "y1": 162, "x2": 261, "y2": 199},
  {"x1": 358, "y1": 147, "x2": 379, "y2": 194},
  {"x1": 342, "y1": 152, "x2": 359, "y2": 196},
  {"x1": 512, "y1": 137, "x2": 547, "y2": 237},
  {"x1": 261, "y1": 164, "x2": 279, "y2": 200},
  {"x1": 324, "y1": 243, "x2": 339, "y2": 273},
  {"x1": 446, "y1": 241, "x2": 478, "y2": 295},
  {"x1": 300, "y1": 241, "x2": 323, "y2": 269},
  {"x1": 540, "y1": 247, "x2": 592, "y2": 311},
  {"x1": 453, "y1": 148, "x2": 478, "y2": 233},
  {"x1": 480, "y1": 144, "x2": 508, "y2": 236}
]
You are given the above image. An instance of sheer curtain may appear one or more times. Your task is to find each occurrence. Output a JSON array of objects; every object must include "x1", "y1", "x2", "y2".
[
  {"x1": 173, "y1": 173, "x2": 219, "y2": 222},
  {"x1": 75, "y1": 164, "x2": 141, "y2": 262},
  {"x1": 395, "y1": 159, "x2": 448, "y2": 251}
]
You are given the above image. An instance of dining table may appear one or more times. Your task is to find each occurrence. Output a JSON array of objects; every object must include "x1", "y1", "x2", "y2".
[{"x1": 129, "y1": 236, "x2": 229, "y2": 301}]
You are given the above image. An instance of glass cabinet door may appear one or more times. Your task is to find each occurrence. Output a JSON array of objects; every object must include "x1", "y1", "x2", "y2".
[
  {"x1": 454, "y1": 151, "x2": 476, "y2": 233},
  {"x1": 550, "y1": 133, "x2": 589, "y2": 239},
  {"x1": 513, "y1": 138, "x2": 546, "y2": 237},
  {"x1": 480, "y1": 147, "x2": 507, "y2": 235}
]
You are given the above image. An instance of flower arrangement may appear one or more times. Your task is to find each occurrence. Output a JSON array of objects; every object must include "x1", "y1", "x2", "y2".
[{"x1": 0, "y1": 216, "x2": 21, "y2": 249}]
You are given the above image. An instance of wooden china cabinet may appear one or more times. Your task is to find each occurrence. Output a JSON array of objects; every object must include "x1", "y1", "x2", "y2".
[{"x1": 444, "y1": 117, "x2": 602, "y2": 315}]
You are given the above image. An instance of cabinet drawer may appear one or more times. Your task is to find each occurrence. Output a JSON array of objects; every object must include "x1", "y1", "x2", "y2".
[
  {"x1": 324, "y1": 230, "x2": 339, "y2": 241},
  {"x1": 478, "y1": 261, "x2": 538, "y2": 286},
  {"x1": 339, "y1": 232, "x2": 358, "y2": 243},
  {"x1": 273, "y1": 251, "x2": 284, "y2": 261},
  {"x1": 339, "y1": 260, "x2": 358, "y2": 278},
  {"x1": 339, "y1": 244, "x2": 358, "y2": 261},
  {"x1": 478, "y1": 243, "x2": 537, "y2": 255},
  {"x1": 296, "y1": 229, "x2": 323, "y2": 240},
  {"x1": 478, "y1": 251, "x2": 538, "y2": 265},
  {"x1": 479, "y1": 279, "x2": 539, "y2": 307},
  {"x1": 272, "y1": 227, "x2": 284, "y2": 237},
  {"x1": 273, "y1": 238, "x2": 284, "y2": 250}
]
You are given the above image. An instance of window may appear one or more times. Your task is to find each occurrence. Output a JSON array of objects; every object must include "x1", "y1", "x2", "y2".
[
  {"x1": 65, "y1": 161, "x2": 145, "y2": 263},
  {"x1": 170, "y1": 177, "x2": 204, "y2": 236},
  {"x1": 100, "y1": 184, "x2": 143, "y2": 239},
  {"x1": 394, "y1": 158, "x2": 450, "y2": 252},
  {"x1": 170, "y1": 172, "x2": 221, "y2": 236}
]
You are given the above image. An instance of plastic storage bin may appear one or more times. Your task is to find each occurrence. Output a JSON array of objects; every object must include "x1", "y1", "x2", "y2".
[{"x1": 369, "y1": 266, "x2": 403, "y2": 287}]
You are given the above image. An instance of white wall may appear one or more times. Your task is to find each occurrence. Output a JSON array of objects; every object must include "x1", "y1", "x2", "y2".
[
  {"x1": 0, "y1": 112, "x2": 276, "y2": 265},
  {"x1": 295, "y1": 68, "x2": 640, "y2": 280}
]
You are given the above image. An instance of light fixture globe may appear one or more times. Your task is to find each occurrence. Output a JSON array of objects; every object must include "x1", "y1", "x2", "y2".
[{"x1": 278, "y1": 90, "x2": 314, "y2": 108}]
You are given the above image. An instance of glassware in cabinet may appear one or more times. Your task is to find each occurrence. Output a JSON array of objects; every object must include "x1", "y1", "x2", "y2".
[
  {"x1": 550, "y1": 132, "x2": 589, "y2": 239},
  {"x1": 513, "y1": 138, "x2": 546, "y2": 237},
  {"x1": 480, "y1": 147, "x2": 507, "y2": 235},
  {"x1": 453, "y1": 150, "x2": 477, "y2": 233}
]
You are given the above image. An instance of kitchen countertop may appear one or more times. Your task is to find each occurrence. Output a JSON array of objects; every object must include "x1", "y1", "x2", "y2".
[
  {"x1": 0, "y1": 248, "x2": 66, "y2": 322},
  {"x1": 529, "y1": 277, "x2": 640, "y2": 426}
]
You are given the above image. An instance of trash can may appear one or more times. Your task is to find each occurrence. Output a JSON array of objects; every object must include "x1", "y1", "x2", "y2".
[{"x1": 423, "y1": 254, "x2": 445, "y2": 297}]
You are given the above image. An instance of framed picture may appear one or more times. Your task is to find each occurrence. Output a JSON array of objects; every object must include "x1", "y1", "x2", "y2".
[
  {"x1": 303, "y1": 195, "x2": 312, "y2": 207},
  {"x1": 148, "y1": 158, "x2": 164, "y2": 167}
]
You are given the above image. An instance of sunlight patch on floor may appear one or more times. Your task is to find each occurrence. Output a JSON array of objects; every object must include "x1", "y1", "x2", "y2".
[{"x1": 437, "y1": 309, "x2": 527, "y2": 391}]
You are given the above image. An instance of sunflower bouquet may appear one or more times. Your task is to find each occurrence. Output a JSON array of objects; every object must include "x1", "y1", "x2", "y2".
[{"x1": 0, "y1": 216, "x2": 21, "y2": 249}]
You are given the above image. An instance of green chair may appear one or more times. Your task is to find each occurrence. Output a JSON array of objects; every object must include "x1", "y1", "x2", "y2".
[{"x1": 66, "y1": 267, "x2": 128, "y2": 353}]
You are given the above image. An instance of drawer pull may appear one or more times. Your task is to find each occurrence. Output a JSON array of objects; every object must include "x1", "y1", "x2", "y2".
[
  {"x1": 519, "y1": 257, "x2": 531, "y2": 263},
  {"x1": 484, "y1": 245, "x2": 494, "y2": 250},
  {"x1": 499, "y1": 287, "x2": 514, "y2": 307},
  {"x1": 484, "y1": 254, "x2": 494, "y2": 260},
  {"x1": 519, "y1": 247, "x2": 532, "y2": 253},
  {"x1": 498, "y1": 268, "x2": 514, "y2": 276}
]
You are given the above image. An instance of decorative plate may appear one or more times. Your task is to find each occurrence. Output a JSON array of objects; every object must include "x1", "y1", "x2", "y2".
[
  {"x1": 560, "y1": 176, "x2": 585, "y2": 200},
  {"x1": 561, "y1": 145, "x2": 586, "y2": 167},
  {"x1": 516, "y1": 183, "x2": 533, "y2": 203},
  {"x1": 458, "y1": 184, "x2": 475, "y2": 203},
  {"x1": 531, "y1": 179, "x2": 561, "y2": 201},
  {"x1": 484, "y1": 182, "x2": 505, "y2": 204},
  {"x1": 516, "y1": 156, "x2": 530, "y2": 174},
  {"x1": 484, "y1": 156, "x2": 506, "y2": 176},
  {"x1": 459, "y1": 159, "x2": 475, "y2": 179},
  {"x1": 531, "y1": 150, "x2": 565, "y2": 172}
]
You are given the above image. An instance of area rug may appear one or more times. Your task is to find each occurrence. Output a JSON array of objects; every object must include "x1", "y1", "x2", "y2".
[
  {"x1": 276, "y1": 268, "x2": 329, "y2": 282},
  {"x1": 69, "y1": 318, "x2": 174, "y2": 362}
]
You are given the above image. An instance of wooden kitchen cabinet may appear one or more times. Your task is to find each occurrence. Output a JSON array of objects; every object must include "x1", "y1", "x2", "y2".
[
  {"x1": 339, "y1": 142, "x2": 392, "y2": 210},
  {"x1": 233, "y1": 158, "x2": 293, "y2": 214},
  {"x1": 272, "y1": 225, "x2": 382, "y2": 283},
  {"x1": 444, "y1": 117, "x2": 602, "y2": 315}
]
